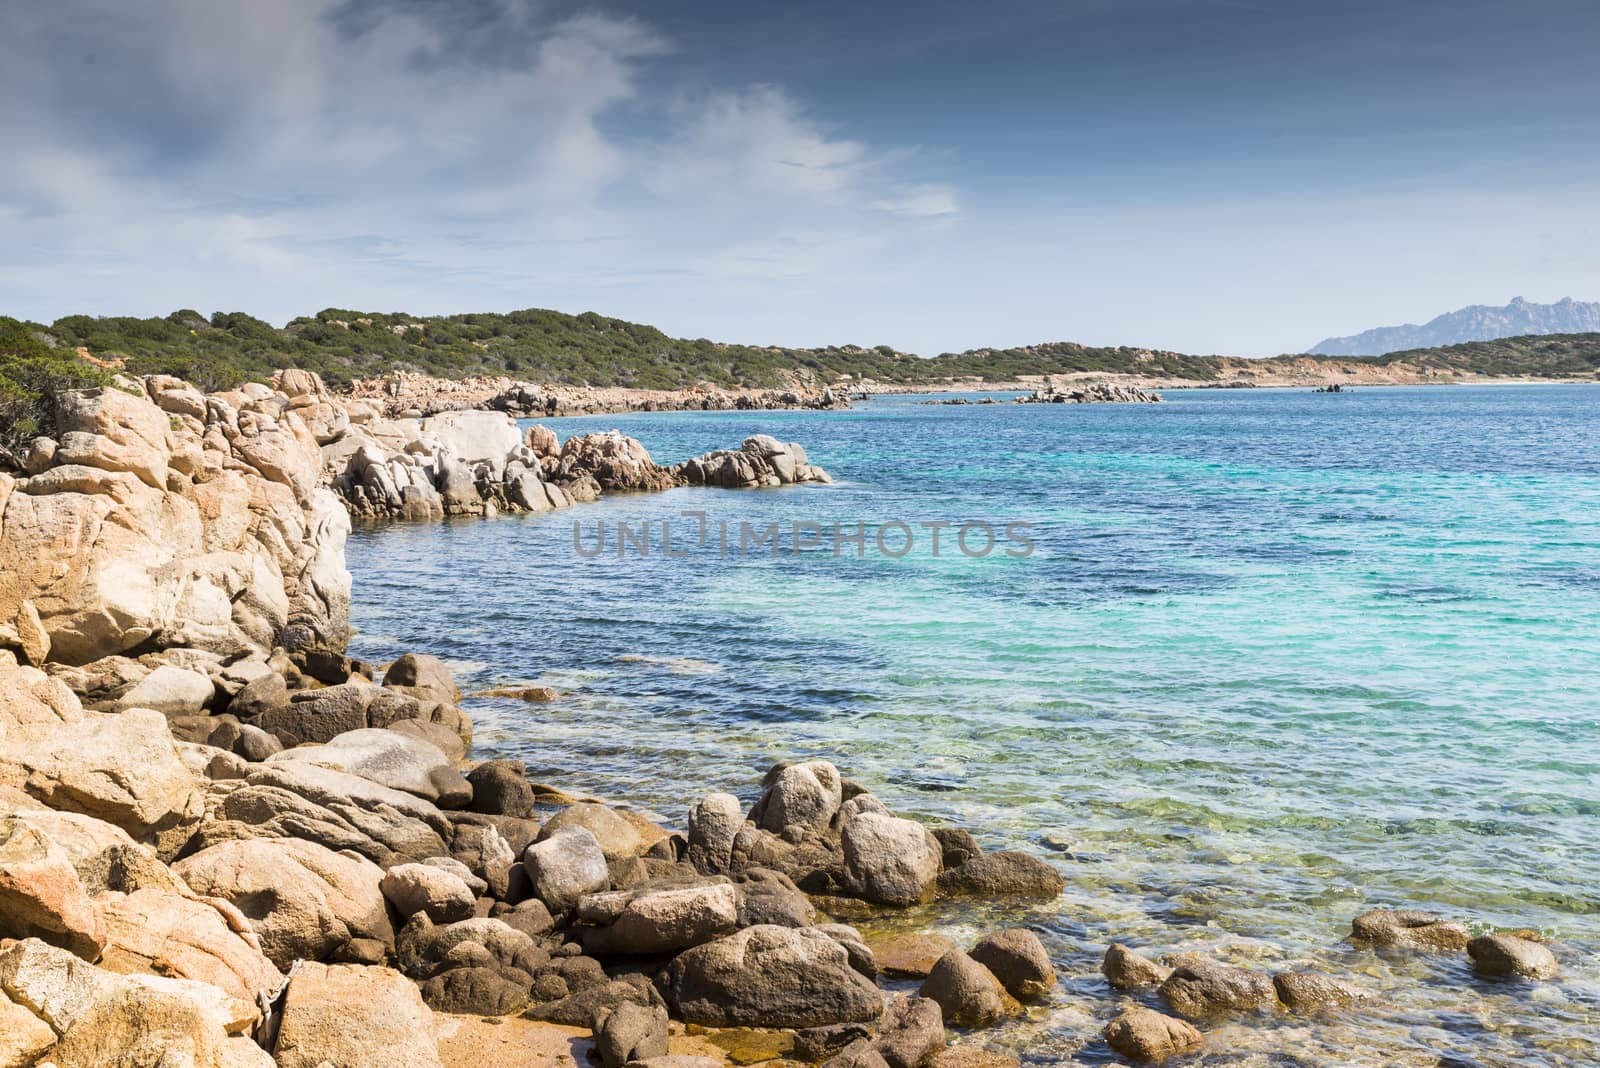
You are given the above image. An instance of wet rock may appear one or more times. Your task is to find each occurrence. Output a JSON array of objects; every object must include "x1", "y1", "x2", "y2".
[
  {"x1": 1102, "y1": 1006, "x2": 1202, "y2": 1062},
  {"x1": 842, "y1": 811, "x2": 943, "y2": 906},
  {"x1": 661, "y1": 924, "x2": 883, "y2": 1028},
  {"x1": 931, "y1": 828, "x2": 980, "y2": 869},
  {"x1": 919, "y1": 949, "x2": 1012, "y2": 1028},
  {"x1": 876, "y1": 994, "x2": 947, "y2": 1068},
  {"x1": 927, "y1": 1049, "x2": 1021, "y2": 1068},
  {"x1": 467, "y1": 758, "x2": 535, "y2": 818},
  {"x1": 273, "y1": 962, "x2": 444, "y2": 1068},
  {"x1": 174, "y1": 836, "x2": 393, "y2": 969},
  {"x1": 1103, "y1": 943, "x2": 1173, "y2": 990},
  {"x1": 1350, "y1": 908, "x2": 1470, "y2": 951},
  {"x1": 936, "y1": 851, "x2": 1063, "y2": 900},
  {"x1": 968, "y1": 929, "x2": 1056, "y2": 1001},
  {"x1": 382, "y1": 861, "x2": 477, "y2": 924},
  {"x1": 524, "y1": 827, "x2": 610, "y2": 912},
  {"x1": 1468, "y1": 933, "x2": 1559, "y2": 979},
  {"x1": 823, "y1": 1040, "x2": 892, "y2": 1068},
  {"x1": 1159, "y1": 957, "x2": 1279, "y2": 1020},
  {"x1": 794, "y1": 1023, "x2": 876, "y2": 1061},
  {"x1": 594, "y1": 999, "x2": 670, "y2": 1068},
  {"x1": 871, "y1": 933, "x2": 956, "y2": 979},
  {"x1": 1272, "y1": 971, "x2": 1369, "y2": 1011},
  {"x1": 538, "y1": 801, "x2": 645, "y2": 861}
]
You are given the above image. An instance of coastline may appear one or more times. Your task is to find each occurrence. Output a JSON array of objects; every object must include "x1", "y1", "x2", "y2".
[{"x1": 0, "y1": 371, "x2": 1584, "y2": 1067}]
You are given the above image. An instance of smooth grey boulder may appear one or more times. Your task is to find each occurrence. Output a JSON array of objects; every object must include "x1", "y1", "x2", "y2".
[
  {"x1": 753, "y1": 762, "x2": 843, "y2": 839},
  {"x1": 841, "y1": 812, "x2": 941, "y2": 906},
  {"x1": 423, "y1": 855, "x2": 488, "y2": 896},
  {"x1": 382, "y1": 652, "x2": 460, "y2": 706},
  {"x1": 113, "y1": 664, "x2": 214, "y2": 715},
  {"x1": 523, "y1": 828, "x2": 609, "y2": 912},
  {"x1": 660, "y1": 925, "x2": 883, "y2": 1028},
  {"x1": 687, "y1": 793, "x2": 742, "y2": 874},
  {"x1": 269, "y1": 727, "x2": 471, "y2": 807},
  {"x1": 580, "y1": 881, "x2": 739, "y2": 957}
]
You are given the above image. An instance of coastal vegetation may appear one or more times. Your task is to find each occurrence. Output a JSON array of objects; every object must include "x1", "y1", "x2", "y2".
[{"x1": 12, "y1": 306, "x2": 1599, "y2": 394}]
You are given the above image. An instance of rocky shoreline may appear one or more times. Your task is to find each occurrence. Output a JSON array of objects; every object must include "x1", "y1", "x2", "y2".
[
  {"x1": 0, "y1": 371, "x2": 1574, "y2": 1067},
  {"x1": 342, "y1": 371, "x2": 846, "y2": 421}
]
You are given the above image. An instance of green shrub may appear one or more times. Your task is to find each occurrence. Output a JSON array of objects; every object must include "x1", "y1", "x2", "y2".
[{"x1": 0, "y1": 316, "x2": 111, "y2": 461}]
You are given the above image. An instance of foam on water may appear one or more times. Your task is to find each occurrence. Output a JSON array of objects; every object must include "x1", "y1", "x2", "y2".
[{"x1": 348, "y1": 385, "x2": 1600, "y2": 1065}]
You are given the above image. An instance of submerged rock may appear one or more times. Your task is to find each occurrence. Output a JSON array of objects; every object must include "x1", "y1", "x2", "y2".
[
  {"x1": 1273, "y1": 971, "x2": 1370, "y2": 1011},
  {"x1": 1350, "y1": 908, "x2": 1470, "y2": 951},
  {"x1": 1103, "y1": 1006, "x2": 1202, "y2": 1061},
  {"x1": 968, "y1": 929, "x2": 1056, "y2": 1001},
  {"x1": 1159, "y1": 956, "x2": 1279, "y2": 1020},
  {"x1": 918, "y1": 949, "x2": 1013, "y2": 1028},
  {"x1": 1468, "y1": 934, "x2": 1559, "y2": 980},
  {"x1": 1102, "y1": 943, "x2": 1172, "y2": 990}
]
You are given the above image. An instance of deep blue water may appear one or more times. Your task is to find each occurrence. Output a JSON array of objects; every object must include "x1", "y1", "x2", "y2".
[{"x1": 348, "y1": 384, "x2": 1600, "y2": 1066}]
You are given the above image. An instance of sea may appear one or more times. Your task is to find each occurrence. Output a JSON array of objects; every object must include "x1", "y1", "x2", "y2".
[{"x1": 347, "y1": 384, "x2": 1600, "y2": 1066}]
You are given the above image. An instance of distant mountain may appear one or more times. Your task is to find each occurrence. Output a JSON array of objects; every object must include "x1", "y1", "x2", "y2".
[{"x1": 1310, "y1": 297, "x2": 1600, "y2": 356}]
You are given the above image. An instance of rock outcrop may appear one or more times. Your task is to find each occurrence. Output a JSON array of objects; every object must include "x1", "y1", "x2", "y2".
[{"x1": 0, "y1": 376, "x2": 350, "y2": 667}]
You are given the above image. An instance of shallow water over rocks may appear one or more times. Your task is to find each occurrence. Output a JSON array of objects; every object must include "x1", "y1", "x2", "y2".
[{"x1": 348, "y1": 385, "x2": 1600, "y2": 1065}]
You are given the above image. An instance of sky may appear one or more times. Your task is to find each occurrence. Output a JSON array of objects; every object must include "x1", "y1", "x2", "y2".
[{"x1": 2, "y1": 0, "x2": 1597, "y2": 356}]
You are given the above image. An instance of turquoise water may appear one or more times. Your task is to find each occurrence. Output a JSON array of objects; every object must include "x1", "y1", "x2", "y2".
[{"x1": 348, "y1": 385, "x2": 1600, "y2": 1066}]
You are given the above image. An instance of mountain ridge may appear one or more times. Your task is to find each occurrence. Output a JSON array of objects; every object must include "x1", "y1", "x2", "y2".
[{"x1": 1311, "y1": 297, "x2": 1600, "y2": 356}]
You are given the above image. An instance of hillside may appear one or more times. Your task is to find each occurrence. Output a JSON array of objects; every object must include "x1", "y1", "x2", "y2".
[
  {"x1": 1311, "y1": 296, "x2": 1600, "y2": 356},
  {"x1": 6, "y1": 308, "x2": 1600, "y2": 403}
]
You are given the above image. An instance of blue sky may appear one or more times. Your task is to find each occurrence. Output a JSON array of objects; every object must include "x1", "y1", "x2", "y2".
[{"x1": 2, "y1": 0, "x2": 1597, "y2": 355}]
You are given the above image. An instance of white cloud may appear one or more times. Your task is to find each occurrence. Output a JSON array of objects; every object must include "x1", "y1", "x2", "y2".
[
  {"x1": 0, "y1": 0, "x2": 960, "y2": 331},
  {"x1": 870, "y1": 184, "x2": 960, "y2": 218}
]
